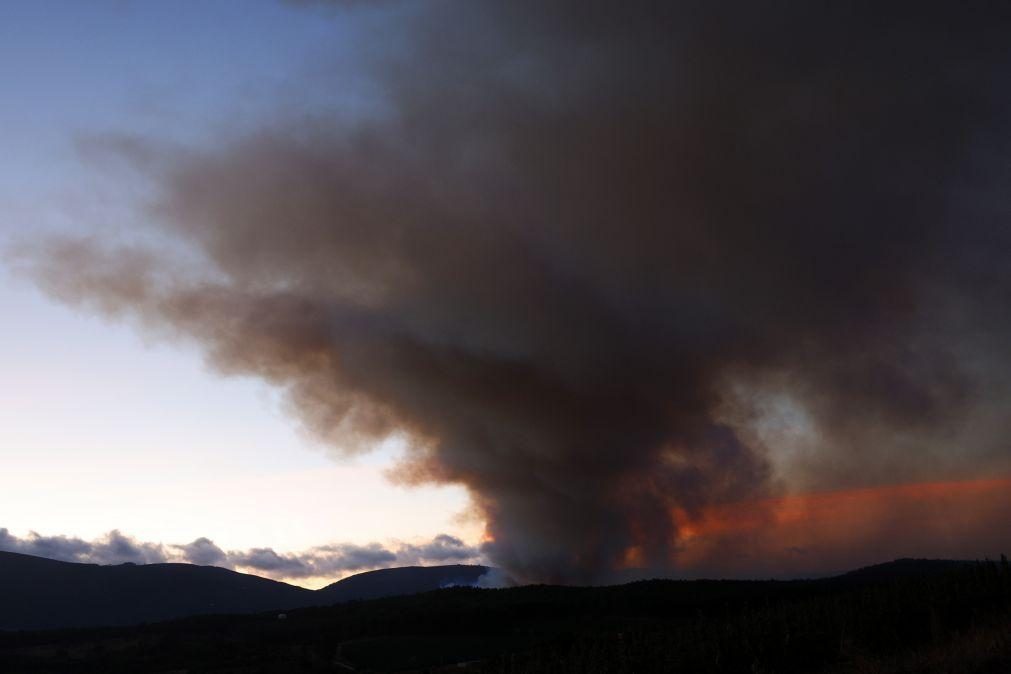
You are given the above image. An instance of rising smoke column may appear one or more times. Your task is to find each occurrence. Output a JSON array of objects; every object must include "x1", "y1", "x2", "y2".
[{"x1": 16, "y1": 2, "x2": 1011, "y2": 583}]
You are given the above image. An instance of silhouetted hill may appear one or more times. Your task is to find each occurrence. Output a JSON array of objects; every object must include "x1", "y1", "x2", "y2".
[
  {"x1": 0, "y1": 551, "x2": 316, "y2": 631},
  {"x1": 0, "y1": 552, "x2": 492, "y2": 632},
  {"x1": 835, "y1": 557, "x2": 974, "y2": 583},
  {"x1": 2, "y1": 557, "x2": 1009, "y2": 673},
  {"x1": 0, "y1": 552, "x2": 986, "y2": 638},
  {"x1": 316, "y1": 564, "x2": 490, "y2": 603}
]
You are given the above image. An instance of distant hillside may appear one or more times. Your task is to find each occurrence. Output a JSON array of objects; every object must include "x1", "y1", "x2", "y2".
[
  {"x1": 3, "y1": 557, "x2": 1009, "y2": 673},
  {"x1": 316, "y1": 564, "x2": 490, "y2": 603},
  {"x1": 835, "y1": 557, "x2": 974, "y2": 583},
  {"x1": 0, "y1": 551, "x2": 492, "y2": 632},
  {"x1": 0, "y1": 551, "x2": 316, "y2": 631},
  {"x1": 0, "y1": 552, "x2": 980, "y2": 634}
]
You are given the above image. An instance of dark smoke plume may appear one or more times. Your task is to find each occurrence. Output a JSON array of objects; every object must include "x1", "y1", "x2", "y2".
[{"x1": 14, "y1": 2, "x2": 1011, "y2": 582}]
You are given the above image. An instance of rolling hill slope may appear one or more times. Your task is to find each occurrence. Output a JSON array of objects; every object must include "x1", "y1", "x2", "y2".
[
  {"x1": 316, "y1": 564, "x2": 490, "y2": 603},
  {"x1": 0, "y1": 551, "x2": 316, "y2": 630},
  {"x1": 0, "y1": 551, "x2": 492, "y2": 631}
]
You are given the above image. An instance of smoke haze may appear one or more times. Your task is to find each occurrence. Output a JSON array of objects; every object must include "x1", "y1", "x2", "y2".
[{"x1": 12, "y1": 2, "x2": 1011, "y2": 582}]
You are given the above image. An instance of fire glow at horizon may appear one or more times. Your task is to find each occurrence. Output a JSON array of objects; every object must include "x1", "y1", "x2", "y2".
[{"x1": 653, "y1": 476, "x2": 1011, "y2": 577}]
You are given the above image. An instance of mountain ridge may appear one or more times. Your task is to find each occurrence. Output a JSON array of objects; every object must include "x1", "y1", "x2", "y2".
[
  {"x1": 0, "y1": 550, "x2": 977, "y2": 633},
  {"x1": 316, "y1": 564, "x2": 490, "y2": 603},
  {"x1": 0, "y1": 550, "x2": 491, "y2": 631}
]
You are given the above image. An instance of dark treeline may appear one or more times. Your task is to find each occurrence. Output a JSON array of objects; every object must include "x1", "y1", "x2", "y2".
[
  {"x1": 490, "y1": 558, "x2": 1011, "y2": 673},
  {"x1": 2, "y1": 558, "x2": 1011, "y2": 672}
]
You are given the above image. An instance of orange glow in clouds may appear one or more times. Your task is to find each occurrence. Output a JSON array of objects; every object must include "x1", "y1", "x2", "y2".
[{"x1": 669, "y1": 476, "x2": 1011, "y2": 577}]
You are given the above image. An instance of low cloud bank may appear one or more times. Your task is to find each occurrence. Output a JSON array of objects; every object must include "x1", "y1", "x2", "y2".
[{"x1": 0, "y1": 528, "x2": 482, "y2": 580}]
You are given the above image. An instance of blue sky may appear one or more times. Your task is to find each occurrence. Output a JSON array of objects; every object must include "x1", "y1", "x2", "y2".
[{"x1": 0, "y1": 0, "x2": 476, "y2": 582}]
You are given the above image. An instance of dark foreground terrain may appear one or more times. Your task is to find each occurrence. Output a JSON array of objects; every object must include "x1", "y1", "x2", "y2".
[{"x1": 3, "y1": 558, "x2": 1011, "y2": 673}]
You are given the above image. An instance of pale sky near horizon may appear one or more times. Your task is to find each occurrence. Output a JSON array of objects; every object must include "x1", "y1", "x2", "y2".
[{"x1": 0, "y1": 0, "x2": 481, "y2": 569}]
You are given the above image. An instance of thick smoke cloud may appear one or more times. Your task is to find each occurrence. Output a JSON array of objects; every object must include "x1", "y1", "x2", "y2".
[
  {"x1": 0, "y1": 529, "x2": 479, "y2": 580},
  {"x1": 13, "y1": 2, "x2": 1011, "y2": 582}
]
